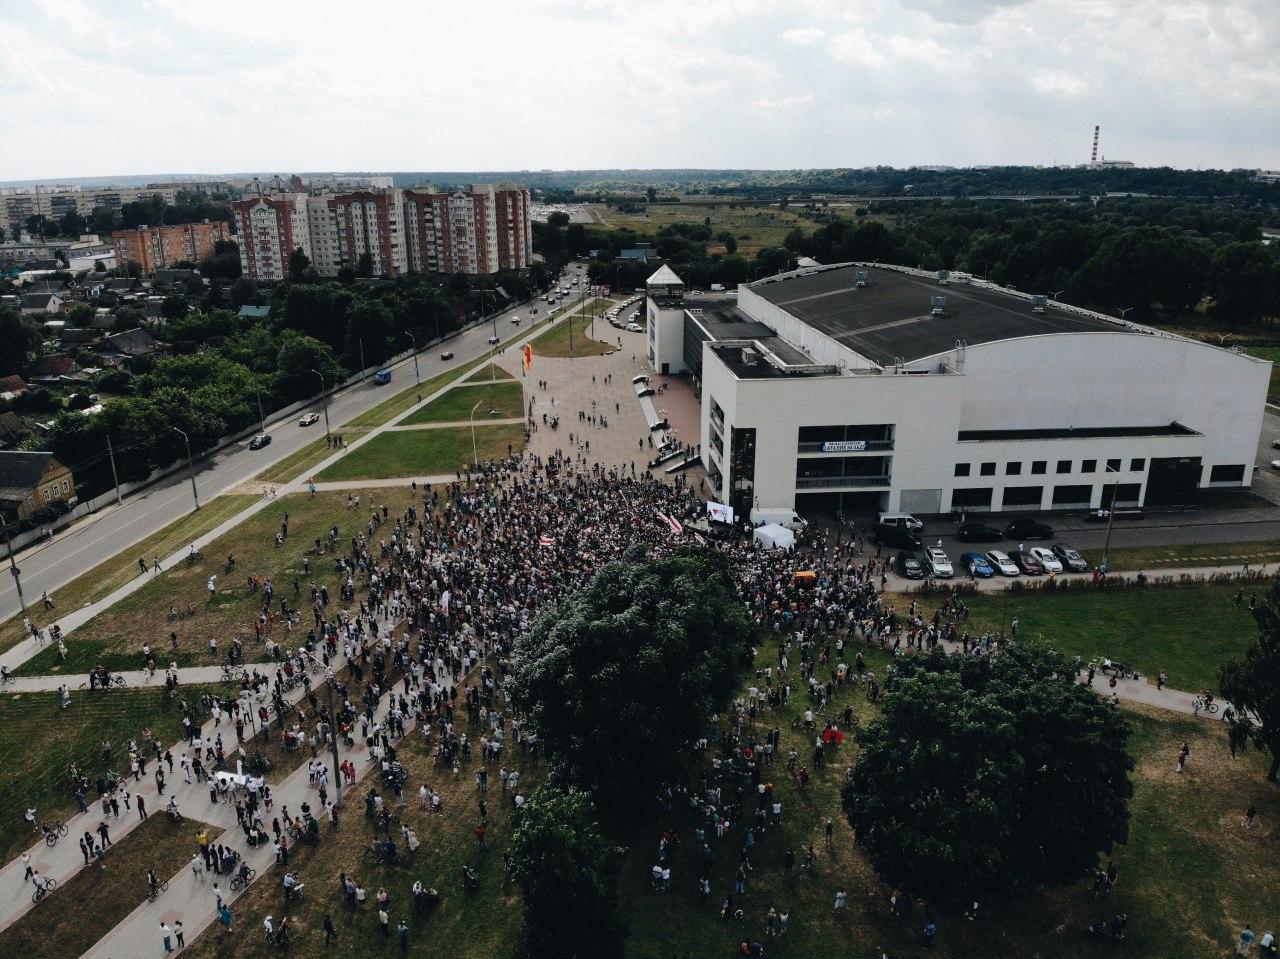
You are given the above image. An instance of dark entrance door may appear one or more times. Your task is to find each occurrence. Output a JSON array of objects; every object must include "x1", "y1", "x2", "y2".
[{"x1": 1146, "y1": 456, "x2": 1201, "y2": 505}]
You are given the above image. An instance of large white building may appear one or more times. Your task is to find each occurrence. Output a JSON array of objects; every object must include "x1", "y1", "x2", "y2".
[{"x1": 644, "y1": 263, "x2": 1270, "y2": 519}]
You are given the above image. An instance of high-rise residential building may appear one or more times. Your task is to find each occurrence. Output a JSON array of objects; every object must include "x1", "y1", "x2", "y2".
[
  {"x1": 0, "y1": 184, "x2": 187, "y2": 236},
  {"x1": 231, "y1": 194, "x2": 311, "y2": 281},
  {"x1": 111, "y1": 220, "x2": 232, "y2": 274},
  {"x1": 328, "y1": 189, "x2": 407, "y2": 277},
  {"x1": 404, "y1": 183, "x2": 531, "y2": 275}
]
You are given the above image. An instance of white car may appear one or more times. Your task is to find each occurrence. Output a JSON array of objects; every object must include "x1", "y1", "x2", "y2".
[
  {"x1": 1029, "y1": 546, "x2": 1063, "y2": 573},
  {"x1": 298, "y1": 412, "x2": 320, "y2": 427},
  {"x1": 627, "y1": 322, "x2": 643, "y2": 333},
  {"x1": 924, "y1": 547, "x2": 954, "y2": 578},
  {"x1": 985, "y1": 550, "x2": 1020, "y2": 576},
  {"x1": 511, "y1": 315, "x2": 521, "y2": 324}
]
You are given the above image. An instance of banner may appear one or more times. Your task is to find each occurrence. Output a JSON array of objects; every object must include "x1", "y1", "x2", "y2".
[
  {"x1": 707, "y1": 501, "x2": 735, "y2": 524},
  {"x1": 522, "y1": 344, "x2": 533, "y2": 371}
]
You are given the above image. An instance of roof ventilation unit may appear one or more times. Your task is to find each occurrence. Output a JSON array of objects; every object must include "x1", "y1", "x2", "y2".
[
  {"x1": 855, "y1": 269, "x2": 869, "y2": 288},
  {"x1": 931, "y1": 295, "x2": 947, "y2": 317},
  {"x1": 740, "y1": 347, "x2": 760, "y2": 366},
  {"x1": 1031, "y1": 294, "x2": 1047, "y2": 314},
  {"x1": 936, "y1": 270, "x2": 950, "y2": 286}
]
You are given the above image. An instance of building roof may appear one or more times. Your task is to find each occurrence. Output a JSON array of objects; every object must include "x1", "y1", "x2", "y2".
[
  {"x1": 749, "y1": 265, "x2": 1120, "y2": 366},
  {"x1": 20, "y1": 292, "x2": 61, "y2": 309},
  {"x1": 0, "y1": 375, "x2": 28, "y2": 394},
  {"x1": 104, "y1": 327, "x2": 159, "y2": 356},
  {"x1": 238, "y1": 305, "x2": 271, "y2": 319},
  {"x1": 647, "y1": 265, "x2": 683, "y2": 286},
  {"x1": 0, "y1": 411, "x2": 24, "y2": 438},
  {"x1": 31, "y1": 355, "x2": 77, "y2": 377},
  {"x1": 0, "y1": 450, "x2": 63, "y2": 499}
]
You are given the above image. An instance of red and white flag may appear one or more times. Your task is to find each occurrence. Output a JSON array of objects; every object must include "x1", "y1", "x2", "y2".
[
  {"x1": 539, "y1": 535, "x2": 554, "y2": 547},
  {"x1": 655, "y1": 511, "x2": 684, "y2": 534}
]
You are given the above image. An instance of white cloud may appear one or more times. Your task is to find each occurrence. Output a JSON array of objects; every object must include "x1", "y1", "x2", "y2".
[
  {"x1": 755, "y1": 91, "x2": 816, "y2": 110},
  {"x1": 781, "y1": 26, "x2": 826, "y2": 44},
  {"x1": 1030, "y1": 70, "x2": 1089, "y2": 97}
]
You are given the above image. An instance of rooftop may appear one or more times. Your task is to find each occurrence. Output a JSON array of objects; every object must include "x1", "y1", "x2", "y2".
[{"x1": 750, "y1": 265, "x2": 1121, "y2": 366}]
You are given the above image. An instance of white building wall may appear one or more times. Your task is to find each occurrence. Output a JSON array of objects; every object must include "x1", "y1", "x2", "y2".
[
  {"x1": 736, "y1": 283, "x2": 879, "y2": 370},
  {"x1": 646, "y1": 300, "x2": 687, "y2": 374}
]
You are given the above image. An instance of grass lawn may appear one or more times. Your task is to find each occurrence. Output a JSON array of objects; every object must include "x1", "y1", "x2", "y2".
[
  {"x1": 589, "y1": 201, "x2": 828, "y2": 256},
  {"x1": 1080, "y1": 539, "x2": 1280, "y2": 572},
  {"x1": 315, "y1": 424, "x2": 525, "y2": 482},
  {"x1": 464, "y1": 363, "x2": 514, "y2": 383},
  {"x1": 254, "y1": 435, "x2": 365, "y2": 486},
  {"x1": 531, "y1": 299, "x2": 616, "y2": 358},
  {"x1": 16, "y1": 489, "x2": 420, "y2": 675},
  {"x1": 928, "y1": 581, "x2": 1259, "y2": 692},
  {"x1": 0, "y1": 685, "x2": 221, "y2": 863},
  {"x1": 0, "y1": 813, "x2": 209, "y2": 959},
  {"x1": 1244, "y1": 346, "x2": 1280, "y2": 405},
  {"x1": 0, "y1": 495, "x2": 258, "y2": 657},
  {"x1": 402, "y1": 382, "x2": 524, "y2": 426}
]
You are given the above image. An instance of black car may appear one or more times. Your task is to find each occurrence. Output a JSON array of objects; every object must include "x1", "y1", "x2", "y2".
[
  {"x1": 1052, "y1": 543, "x2": 1089, "y2": 572},
  {"x1": 440, "y1": 351, "x2": 454, "y2": 361},
  {"x1": 248, "y1": 433, "x2": 271, "y2": 450},
  {"x1": 896, "y1": 551, "x2": 925, "y2": 579},
  {"x1": 957, "y1": 521, "x2": 1003, "y2": 542},
  {"x1": 875, "y1": 525, "x2": 922, "y2": 551},
  {"x1": 1005, "y1": 518, "x2": 1053, "y2": 540}
]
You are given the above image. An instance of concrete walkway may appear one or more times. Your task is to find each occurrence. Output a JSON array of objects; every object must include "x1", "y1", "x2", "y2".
[
  {"x1": 304, "y1": 476, "x2": 458, "y2": 492},
  {"x1": 1, "y1": 661, "x2": 279, "y2": 694},
  {"x1": 384, "y1": 417, "x2": 525, "y2": 432}
]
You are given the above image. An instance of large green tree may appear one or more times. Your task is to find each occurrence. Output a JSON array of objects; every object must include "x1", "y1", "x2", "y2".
[
  {"x1": 1209, "y1": 242, "x2": 1280, "y2": 326},
  {"x1": 1220, "y1": 580, "x2": 1280, "y2": 781},
  {"x1": 0, "y1": 303, "x2": 42, "y2": 375},
  {"x1": 508, "y1": 787, "x2": 626, "y2": 959},
  {"x1": 508, "y1": 547, "x2": 752, "y2": 811},
  {"x1": 843, "y1": 645, "x2": 1133, "y2": 906}
]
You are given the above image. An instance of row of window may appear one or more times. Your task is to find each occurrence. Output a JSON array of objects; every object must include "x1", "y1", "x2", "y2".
[{"x1": 955, "y1": 457, "x2": 1145, "y2": 478}]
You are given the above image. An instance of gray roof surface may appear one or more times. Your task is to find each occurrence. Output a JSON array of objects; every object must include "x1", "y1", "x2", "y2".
[
  {"x1": 751, "y1": 265, "x2": 1120, "y2": 365},
  {"x1": 0, "y1": 450, "x2": 57, "y2": 497}
]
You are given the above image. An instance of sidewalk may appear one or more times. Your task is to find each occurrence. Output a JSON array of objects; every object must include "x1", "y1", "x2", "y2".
[
  {"x1": 887, "y1": 560, "x2": 1280, "y2": 593},
  {"x1": 1, "y1": 662, "x2": 278, "y2": 694}
]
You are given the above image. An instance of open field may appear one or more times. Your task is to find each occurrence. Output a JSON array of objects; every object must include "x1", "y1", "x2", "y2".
[
  {"x1": 531, "y1": 299, "x2": 615, "y2": 358},
  {"x1": 402, "y1": 381, "x2": 524, "y2": 425},
  {"x1": 1245, "y1": 346, "x2": 1280, "y2": 406},
  {"x1": 0, "y1": 495, "x2": 258, "y2": 657},
  {"x1": 463, "y1": 363, "x2": 514, "y2": 383},
  {"x1": 0, "y1": 813, "x2": 207, "y2": 959},
  {"x1": 588, "y1": 201, "x2": 829, "y2": 256},
  {"x1": 315, "y1": 424, "x2": 525, "y2": 482},
  {"x1": 16, "y1": 489, "x2": 419, "y2": 675},
  {"x1": 927, "y1": 581, "x2": 1259, "y2": 692},
  {"x1": 1079, "y1": 539, "x2": 1280, "y2": 572},
  {"x1": 0, "y1": 684, "x2": 221, "y2": 863}
]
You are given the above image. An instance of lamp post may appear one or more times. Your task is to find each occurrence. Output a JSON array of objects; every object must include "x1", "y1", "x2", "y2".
[
  {"x1": 310, "y1": 369, "x2": 331, "y2": 440},
  {"x1": 253, "y1": 388, "x2": 266, "y2": 433},
  {"x1": 323, "y1": 678, "x2": 344, "y2": 806},
  {"x1": 409, "y1": 331, "x2": 420, "y2": 384},
  {"x1": 1, "y1": 516, "x2": 28, "y2": 617},
  {"x1": 1115, "y1": 307, "x2": 1134, "y2": 321},
  {"x1": 470, "y1": 398, "x2": 484, "y2": 466},
  {"x1": 172, "y1": 426, "x2": 199, "y2": 510},
  {"x1": 1101, "y1": 462, "x2": 1121, "y2": 574}
]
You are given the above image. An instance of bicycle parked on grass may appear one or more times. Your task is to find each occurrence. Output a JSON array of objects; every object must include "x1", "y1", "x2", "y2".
[
  {"x1": 31, "y1": 876, "x2": 56, "y2": 903},
  {"x1": 44, "y1": 821, "x2": 68, "y2": 847}
]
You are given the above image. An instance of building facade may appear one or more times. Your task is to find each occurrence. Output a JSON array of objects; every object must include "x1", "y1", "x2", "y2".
[
  {"x1": 642, "y1": 264, "x2": 1270, "y2": 520},
  {"x1": 111, "y1": 221, "x2": 232, "y2": 274},
  {"x1": 404, "y1": 183, "x2": 531, "y2": 275},
  {"x1": 0, "y1": 451, "x2": 76, "y2": 521},
  {"x1": 231, "y1": 194, "x2": 311, "y2": 281},
  {"x1": 0, "y1": 185, "x2": 183, "y2": 236}
]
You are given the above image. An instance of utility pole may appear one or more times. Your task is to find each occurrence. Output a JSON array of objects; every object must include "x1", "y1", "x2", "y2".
[
  {"x1": 470, "y1": 398, "x2": 484, "y2": 466},
  {"x1": 409, "y1": 331, "x2": 420, "y2": 384},
  {"x1": 1101, "y1": 463, "x2": 1120, "y2": 574},
  {"x1": 254, "y1": 389, "x2": 266, "y2": 433},
  {"x1": 323, "y1": 679, "x2": 344, "y2": 805},
  {"x1": 310, "y1": 369, "x2": 331, "y2": 439},
  {"x1": 106, "y1": 435, "x2": 122, "y2": 506},
  {"x1": 1, "y1": 517, "x2": 27, "y2": 617},
  {"x1": 172, "y1": 426, "x2": 199, "y2": 510}
]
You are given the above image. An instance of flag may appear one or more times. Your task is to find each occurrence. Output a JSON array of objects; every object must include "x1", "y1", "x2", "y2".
[
  {"x1": 539, "y1": 535, "x2": 554, "y2": 547},
  {"x1": 522, "y1": 344, "x2": 533, "y2": 371},
  {"x1": 655, "y1": 511, "x2": 684, "y2": 534}
]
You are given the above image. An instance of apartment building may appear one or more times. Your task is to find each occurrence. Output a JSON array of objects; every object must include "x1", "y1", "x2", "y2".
[
  {"x1": 111, "y1": 221, "x2": 232, "y2": 274},
  {"x1": 0, "y1": 185, "x2": 183, "y2": 236},
  {"x1": 231, "y1": 194, "x2": 311, "y2": 281},
  {"x1": 404, "y1": 183, "x2": 531, "y2": 275},
  {"x1": 328, "y1": 190, "x2": 407, "y2": 277}
]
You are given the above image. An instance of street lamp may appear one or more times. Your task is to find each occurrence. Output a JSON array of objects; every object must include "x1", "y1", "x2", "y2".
[
  {"x1": 1101, "y1": 462, "x2": 1122, "y2": 574},
  {"x1": 1115, "y1": 307, "x2": 1134, "y2": 321},
  {"x1": 253, "y1": 387, "x2": 266, "y2": 433},
  {"x1": 470, "y1": 398, "x2": 484, "y2": 466},
  {"x1": 172, "y1": 426, "x2": 199, "y2": 510},
  {"x1": 1, "y1": 516, "x2": 28, "y2": 617},
  {"x1": 310, "y1": 369, "x2": 331, "y2": 439},
  {"x1": 409, "y1": 331, "x2": 420, "y2": 384},
  {"x1": 322, "y1": 678, "x2": 344, "y2": 806}
]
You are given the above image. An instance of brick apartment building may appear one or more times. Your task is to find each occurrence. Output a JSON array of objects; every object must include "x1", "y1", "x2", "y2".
[
  {"x1": 234, "y1": 183, "x2": 530, "y2": 281},
  {"x1": 111, "y1": 220, "x2": 232, "y2": 274}
]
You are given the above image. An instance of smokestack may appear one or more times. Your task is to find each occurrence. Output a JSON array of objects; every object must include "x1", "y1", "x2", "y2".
[{"x1": 1091, "y1": 125, "x2": 1100, "y2": 166}]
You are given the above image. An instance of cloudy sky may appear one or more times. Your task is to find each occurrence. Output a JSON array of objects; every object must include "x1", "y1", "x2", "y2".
[{"x1": 0, "y1": 0, "x2": 1276, "y2": 181}]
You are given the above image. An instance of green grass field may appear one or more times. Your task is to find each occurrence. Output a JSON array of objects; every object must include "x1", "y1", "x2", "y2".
[
  {"x1": 1245, "y1": 346, "x2": 1280, "y2": 406},
  {"x1": 464, "y1": 363, "x2": 514, "y2": 383},
  {"x1": 315, "y1": 424, "x2": 525, "y2": 482},
  {"x1": 402, "y1": 382, "x2": 524, "y2": 425},
  {"x1": 589, "y1": 201, "x2": 828, "y2": 256},
  {"x1": 531, "y1": 300, "x2": 615, "y2": 358},
  {"x1": 16, "y1": 489, "x2": 419, "y2": 675},
  {"x1": 0, "y1": 495, "x2": 258, "y2": 657},
  {"x1": 949, "y1": 581, "x2": 1259, "y2": 692},
  {"x1": 1079, "y1": 539, "x2": 1280, "y2": 572}
]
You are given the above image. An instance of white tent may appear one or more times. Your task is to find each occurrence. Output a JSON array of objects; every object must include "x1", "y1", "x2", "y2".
[{"x1": 752, "y1": 522, "x2": 795, "y2": 551}]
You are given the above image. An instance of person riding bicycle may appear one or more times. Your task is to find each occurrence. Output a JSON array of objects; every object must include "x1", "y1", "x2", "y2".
[
  {"x1": 461, "y1": 864, "x2": 479, "y2": 889},
  {"x1": 147, "y1": 869, "x2": 160, "y2": 898},
  {"x1": 166, "y1": 795, "x2": 180, "y2": 818},
  {"x1": 1202, "y1": 690, "x2": 1216, "y2": 708},
  {"x1": 1, "y1": 663, "x2": 10, "y2": 683},
  {"x1": 283, "y1": 871, "x2": 303, "y2": 901},
  {"x1": 237, "y1": 859, "x2": 252, "y2": 885}
]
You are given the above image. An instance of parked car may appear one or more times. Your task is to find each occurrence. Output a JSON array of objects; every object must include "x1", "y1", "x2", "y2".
[
  {"x1": 896, "y1": 551, "x2": 925, "y2": 579},
  {"x1": 626, "y1": 323, "x2": 643, "y2": 332},
  {"x1": 985, "y1": 550, "x2": 1020, "y2": 576},
  {"x1": 1052, "y1": 543, "x2": 1089, "y2": 572},
  {"x1": 957, "y1": 521, "x2": 1003, "y2": 542},
  {"x1": 298, "y1": 412, "x2": 320, "y2": 427},
  {"x1": 923, "y1": 546, "x2": 954, "y2": 578},
  {"x1": 440, "y1": 351, "x2": 454, "y2": 360},
  {"x1": 878, "y1": 512, "x2": 923, "y2": 531},
  {"x1": 875, "y1": 524, "x2": 922, "y2": 551},
  {"x1": 1005, "y1": 518, "x2": 1054, "y2": 540},
  {"x1": 530, "y1": 307, "x2": 538, "y2": 314},
  {"x1": 1029, "y1": 546, "x2": 1063, "y2": 573},
  {"x1": 960, "y1": 552, "x2": 995, "y2": 577},
  {"x1": 248, "y1": 433, "x2": 271, "y2": 450},
  {"x1": 1012, "y1": 549, "x2": 1046, "y2": 574}
]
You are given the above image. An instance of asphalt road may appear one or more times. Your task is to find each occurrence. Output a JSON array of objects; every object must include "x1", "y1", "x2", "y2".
[{"x1": 0, "y1": 264, "x2": 591, "y2": 621}]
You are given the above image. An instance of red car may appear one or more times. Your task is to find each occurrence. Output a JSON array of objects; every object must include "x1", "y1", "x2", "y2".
[{"x1": 1011, "y1": 549, "x2": 1045, "y2": 575}]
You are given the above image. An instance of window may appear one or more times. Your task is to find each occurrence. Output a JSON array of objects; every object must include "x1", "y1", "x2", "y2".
[
  {"x1": 1056, "y1": 460, "x2": 1072, "y2": 474},
  {"x1": 1052, "y1": 484, "x2": 1093, "y2": 506},
  {"x1": 1130, "y1": 458, "x2": 1146, "y2": 472},
  {"x1": 1210, "y1": 464, "x2": 1246, "y2": 484},
  {"x1": 951, "y1": 487, "x2": 993, "y2": 509},
  {"x1": 1081, "y1": 459, "x2": 1097, "y2": 473},
  {"x1": 980, "y1": 462, "x2": 996, "y2": 476},
  {"x1": 1106, "y1": 458, "x2": 1122, "y2": 472},
  {"x1": 1005, "y1": 462, "x2": 1022, "y2": 476},
  {"x1": 954, "y1": 463, "x2": 971, "y2": 477},
  {"x1": 1001, "y1": 486, "x2": 1044, "y2": 508},
  {"x1": 1031, "y1": 461, "x2": 1047, "y2": 475}
]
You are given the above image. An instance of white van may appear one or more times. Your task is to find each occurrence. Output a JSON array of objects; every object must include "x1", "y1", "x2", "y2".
[
  {"x1": 750, "y1": 507, "x2": 808, "y2": 531},
  {"x1": 877, "y1": 512, "x2": 923, "y2": 531}
]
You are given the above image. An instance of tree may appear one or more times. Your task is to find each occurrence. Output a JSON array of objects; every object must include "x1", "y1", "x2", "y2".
[
  {"x1": 1209, "y1": 242, "x2": 1280, "y2": 326},
  {"x1": 645, "y1": 187, "x2": 658, "y2": 203},
  {"x1": 508, "y1": 787, "x2": 626, "y2": 959},
  {"x1": 508, "y1": 548, "x2": 752, "y2": 812},
  {"x1": 1220, "y1": 580, "x2": 1280, "y2": 781},
  {"x1": 60, "y1": 209, "x2": 86, "y2": 238},
  {"x1": 65, "y1": 302, "x2": 96, "y2": 327},
  {"x1": 843, "y1": 645, "x2": 1133, "y2": 906},
  {"x1": 0, "y1": 304, "x2": 42, "y2": 375},
  {"x1": 276, "y1": 333, "x2": 343, "y2": 400},
  {"x1": 288, "y1": 246, "x2": 313, "y2": 281},
  {"x1": 357, "y1": 251, "x2": 374, "y2": 278},
  {"x1": 200, "y1": 240, "x2": 242, "y2": 280}
]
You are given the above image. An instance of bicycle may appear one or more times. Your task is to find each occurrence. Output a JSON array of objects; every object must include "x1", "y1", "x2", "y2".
[
  {"x1": 0, "y1": 673, "x2": 15, "y2": 686},
  {"x1": 147, "y1": 879, "x2": 169, "y2": 902},
  {"x1": 44, "y1": 821, "x2": 68, "y2": 847},
  {"x1": 1192, "y1": 695, "x2": 1219, "y2": 716},
  {"x1": 185, "y1": 550, "x2": 204, "y2": 566},
  {"x1": 31, "y1": 877, "x2": 56, "y2": 903},
  {"x1": 230, "y1": 866, "x2": 257, "y2": 891}
]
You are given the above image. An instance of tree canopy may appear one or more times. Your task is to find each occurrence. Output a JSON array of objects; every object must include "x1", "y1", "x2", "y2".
[
  {"x1": 1220, "y1": 580, "x2": 1280, "y2": 781},
  {"x1": 507, "y1": 547, "x2": 752, "y2": 812},
  {"x1": 843, "y1": 644, "x2": 1133, "y2": 906}
]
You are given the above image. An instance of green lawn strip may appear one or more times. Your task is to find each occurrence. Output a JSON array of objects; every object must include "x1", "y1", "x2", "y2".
[
  {"x1": 402, "y1": 382, "x2": 524, "y2": 426},
  {"x1": 530, "y1": 299, "x2": 616, "y2": 358},
  {"x1": 16, "y1": 489, "x2": 420, "y2": 675},
  {"x1": 315, "y1": 424, "x2": 525, "y2": 483},
  {"x1": 0, "y1": 683, "x2": 223, "y2": 863},
  {"x1": 1080, "y1": 539, "x2": 1280, "y2": 572},
  {"x1": 1245, "y1": 346, "x2": 1280, "y2": 406},
  {"x1": 946, "y1": 581, "x2": 1257, "y2": 692},
  {"x1": 255, "y1": 435, "x2": 367, "y2": 486},
  {"x1": 0, "y1": 813, "x2": 211, "y2": 959},
  {"x1": 463, "y1": 363, "x2": 514, "y2": 383},
  {"x1": 0, "y1": 495, "x2": 258, "y2": 657}
]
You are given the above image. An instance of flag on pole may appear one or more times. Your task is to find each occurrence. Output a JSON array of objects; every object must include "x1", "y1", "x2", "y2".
[{"x1": 522, "y1": 344, "x2": 533, "y2": 371}]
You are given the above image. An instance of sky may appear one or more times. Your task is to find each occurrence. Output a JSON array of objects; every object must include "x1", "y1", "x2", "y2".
[{"x1": 0, "y1": 0, "x2": 1277, "y2": 181}]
